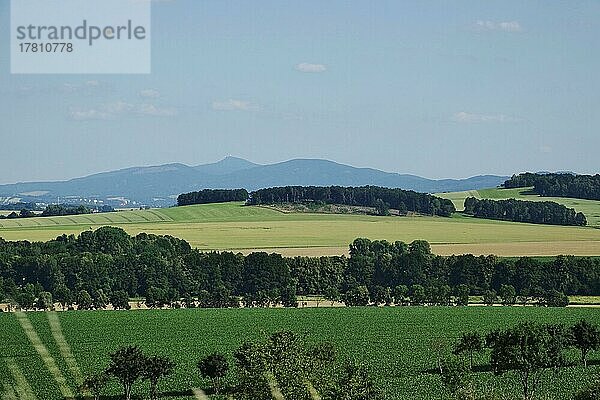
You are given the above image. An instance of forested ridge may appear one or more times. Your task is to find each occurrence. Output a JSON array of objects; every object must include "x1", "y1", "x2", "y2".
[
  {"x1": 177, "y1": 186, "x2": 455, "y2": 217},
  {"x1": 504, "y1": 173, "x2": 600, "y2": 200},
  {"x1": 464, "y1": 197, "x2": 587, "y2": 226},
  {"x1": 0, "y1": 228, "x2": 598, "y2": 310},
  {"x1": 250, "y1": 186, "x2": 456, "y2": 217},
  {"x1": 177, "y1": 189, "x2": 249, "y2": 206}
]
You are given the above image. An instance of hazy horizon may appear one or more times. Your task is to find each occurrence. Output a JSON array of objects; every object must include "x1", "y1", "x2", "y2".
[{"x1": 1, "y1": 1, "x2": 599, "y2": 183}]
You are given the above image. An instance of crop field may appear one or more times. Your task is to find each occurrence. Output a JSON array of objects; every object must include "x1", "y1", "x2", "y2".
[
  {"x1": 437, "y1": 187, "x2": 600, "y2": 228},
  {"x1": 1, "y1": 307, "x2": 599, "y2": 400},
  {"x1": 0, "y1": 202, "x2": 599, "y2": 257}
]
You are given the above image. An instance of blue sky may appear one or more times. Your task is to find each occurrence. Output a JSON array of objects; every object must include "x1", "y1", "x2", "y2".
[{"x1": 1, "y1": 0, "x2": 599, "y2": 184}]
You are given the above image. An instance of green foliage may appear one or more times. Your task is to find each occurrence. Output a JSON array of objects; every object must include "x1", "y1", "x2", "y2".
[
  {"x1": 248, "y1": 185, "x2": 456, "y2": 217},
  {"x1": 374, "y1": 199, "x2": 390, "y2": 216},
  {"x1": 504, "y1": 173, "x2": 600, "y2": 201},
  {"x1": 105, "y1": 345, "x2": 147, "y2": 400},
  {"x1": 80, "y1": 373, "x2": 108, "y2": 400},
  {"x1": 143, "y1": 355, "x2": 175, "y2": 400},
  {"x1": 110, "y1": 290, "x2": 131, "y2": 310},
  {"x1": 440, "y1": 357, "x2": 470, "y2": 395},
  {"x1": 571, "y1": 319, "x2": 600, "y2": 367},
  {"x1": 498, "y1": 285, "x2": 516, "y2": 306},
  {"x1": 453, "y1": 332, "x2": 483, "y2": 370},
  {"x1": 464, "y1": 196, "x2": 587, "y2": 226},
  {"x1": 487, "y1": 322, "x2": 570, "y2": 400},
  {"x1": 178, "y1": 188, "x2": 249, "y2": 206},
  {"x1": 233, "y1": 331, "x2": 338, "y2": 400},
  {"x1": 328, "y1": 359, "x2": 380, "y2": 400},
  {"x1": 343, "y1": 285, "x2": 370, "y2": 306},
  {"x1": 198, "y1": 353, "x2": 229, "y2": 394}
]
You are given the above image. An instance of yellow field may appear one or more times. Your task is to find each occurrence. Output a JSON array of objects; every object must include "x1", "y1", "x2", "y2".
[{"x1": 0, "y1": 202, "x2": 599, "y2": 256}]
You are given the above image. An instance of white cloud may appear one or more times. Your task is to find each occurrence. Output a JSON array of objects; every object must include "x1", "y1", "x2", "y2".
[
  {"x1": 452, "y1": 111, "x2": 522, "y2": 123},
  {"x1": 474, "y1": 20, "x2": 522, "y2": 32},
  {"x1": 539, "y1": 145, "x2": 553, "y2": 154},
  {"x1": 69, "y1": 100, "x2": 177, "y2": 120},
  {"x1": 69, "y1": 109, "x2": 111, "y2": 121},
  {"x1": 212, "y1": 99, "x2": 258, "y2": 111},
  {"x1": 139, "y1": 89, "x2": 161, "y2": 98},
  {"x1": 295, "y1": 63, "x2": 327, "y2": 73}
]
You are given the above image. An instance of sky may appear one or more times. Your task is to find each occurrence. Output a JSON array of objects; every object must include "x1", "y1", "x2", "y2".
[{"x1": 0, "y1": 0, "x2": 599, "y2": 184}]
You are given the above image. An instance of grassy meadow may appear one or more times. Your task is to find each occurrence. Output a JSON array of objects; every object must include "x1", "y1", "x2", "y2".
[
  {"x1": 437, "y1": 187, "x2": 600, "y2": 228},
  {"x1": 1, "y1": 307, "x2": 599, "y2": 400},
  {"x1": 0, "y1": 202, "x2": 599, "y2": 256}
]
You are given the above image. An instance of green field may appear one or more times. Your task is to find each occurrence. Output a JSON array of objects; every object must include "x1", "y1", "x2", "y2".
[
  {"x1": 1, "y1": 307, "x2": 599, "y2": 400},
  {"x1": 0, "y1": 202, "x2": 599, "y2": 257},
  {"x1": 437, "y1": 187, "x2": 600, "y2": 228}
]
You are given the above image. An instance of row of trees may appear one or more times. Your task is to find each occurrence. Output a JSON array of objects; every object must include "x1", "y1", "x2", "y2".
[
  {"x1": 0, "y1": 204, "x2": 115, "y2": 220},
  {"x1": 177, "y1": 189, "x2": 249, "y2": 206},
  {"x1": 0, "y1": 204, "x2": 105, "y2": 219},
  {"x1": 85, "y1": 331, "x2": 378, "y2": 400},
  {"x1": 463, "y1": 197, "x2": 587, "y2": 226},
  {"x1": 247, "y1": 185, "x2": 456, "y2": 217},
  {"x1": 440, "y1": 320, "x2": 600, "y2": 400},
  {"x1": 504, "y1": 172, "x2": 600, "y2": 201},
  {"x1": 1, "y1": 232, "x2": 599, "y2": 311}
]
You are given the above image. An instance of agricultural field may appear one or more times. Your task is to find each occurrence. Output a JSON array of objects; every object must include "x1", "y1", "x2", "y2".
[
  {"x1": 437, "y1": 187, "x2": 600, "y2": 227},
  {"x1": 0, "y1": 202, "x2": 599, "y2": 257},
  {"x1": 1, "y1": 307, "x2": 599, "y2": 400}
]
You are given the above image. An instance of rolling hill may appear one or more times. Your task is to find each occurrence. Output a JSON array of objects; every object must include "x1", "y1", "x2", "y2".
[
  {"x1": 436, "y1": 187, "x2": 600, "y2": 227},
  {"x1": 0, "y1": 157, "x2": 508, "y2": 206},
  {"x1": 1, "y1": 202, "x2": 599, "y2": 257}
]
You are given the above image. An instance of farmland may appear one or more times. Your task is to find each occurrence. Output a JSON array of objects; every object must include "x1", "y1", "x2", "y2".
[
  {"x1": 0, "y1": 202, "x2": 599, "y2": 257},
  {"x1": 1, "y1": 307, "x2": 599, "y2": 400},
  {"x1": 437, "y1": 187, "x2": 600, "y2": 227}
]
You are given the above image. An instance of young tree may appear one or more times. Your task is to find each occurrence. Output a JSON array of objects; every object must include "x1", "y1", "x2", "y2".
[
  {"x1": 323, "y1": 287, "x2": 340, "y2": 306},
  {"x1": 440, "y1": 357, "x2": 469, "y2": 395},
  {"x1": 410, "y1": 284, "x2": 426, "y2": 306},
  {"x1": 143, "y1": 355, "x2": 175, "y2": 400},
  {"x1": 105, "y1": 346, "x2": 147, "y2": 400},
  {"x1": 197, "y1": 353, "x2": 229, "y2": 394},
  {"x1": 92, "y1": 289, "x2": 109, "y2": 310},
  {"x1": 571, "y1": 319, "x2": 600, "y2": 367},
  {"x1": 53, "y1": 283, "x2": 72, "y2": 310},
  {"x1": 110, "y1": 290, "x2": 131, "y2": 310},
  {"x1": 343, "y1": 285, "x2": 370, "y2": 306},
  {"x1": 80, "y1": 373, "x2": 108, "y2": 400},
  {"x1": 453, "y1": 332, "x2": 483, "y2": 370},
  {"x1": 393, "y1": 285, "x2": 409, "y2": 306},
  {"x1": 329, "y1": 359, "x2": 380, "y2": 400},
  {"x1": 482, "y1": 289, "x2": 497, "y2": 306},
  {"x1": 454, "y1": 284, "x2": 469, "y2": 306},
  {"x1": 77, "y1": 290, "x2": 93, "y2": 310},
  {"x1": 498, "y1": 284, "x2": 516, "y2": 306},
  {"x1": 36, "y1": 291, "x2": 53, "y2": 310},
  {"x1": 374, "y1": 199, "x2": 390, "y2": 216},
  {"x1": 488, "y1": 322, "x2": 567, "y2": 400}
]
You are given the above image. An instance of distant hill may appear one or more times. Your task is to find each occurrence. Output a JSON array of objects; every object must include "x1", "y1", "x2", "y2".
[{"x1": 0, "y1": 157, "x2": 508, "y2": 206}]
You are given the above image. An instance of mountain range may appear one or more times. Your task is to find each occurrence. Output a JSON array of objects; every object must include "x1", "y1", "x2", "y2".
[{"x1": 0, "y1": 157, "x2": 509, "y2": 206}]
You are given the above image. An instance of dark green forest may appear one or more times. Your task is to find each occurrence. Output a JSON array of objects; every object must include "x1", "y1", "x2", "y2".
[
  {"x1": 0, "y1": 228, "x2": 598, "y2": 310},
  {"x1": 177, "y1": 189, "x2": 249, "y2": 206},
  {"x1": 504, "y1": 173, "x2": 600, "y2": 201},
  {"x1": 464, "y1": 197, "x2": 587, "y2": 226}
]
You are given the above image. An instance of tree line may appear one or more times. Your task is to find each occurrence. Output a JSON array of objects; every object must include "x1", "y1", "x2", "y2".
[
  {"x1": 177, "y1": 189, "x2": 249, "y2": 206},
  {"x1": 1, "y1": 230, "x2": 598, "y2": 311},
  {"x1": 504, "y1": 172, "x2": 600, "y2": 201},
  {"x1": 440, "y1": 319, "x2": 600, "y2": 400},
  {"x1": 247, "y1": 186, "x2": 456, "y2": 217},
  {"x1": 82, "y1": 330, "x2": 378, "y2": 400},
  {"x1": 0, "y1": 204, "x2": 114, "y2": 220},
  {"x1": 464, "y1": 197, "x2": 587, "y2": 226}
]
